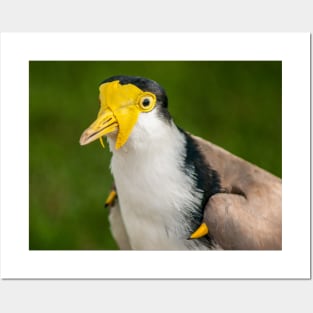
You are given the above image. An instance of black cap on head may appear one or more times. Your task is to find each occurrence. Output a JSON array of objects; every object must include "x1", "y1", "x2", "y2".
[{"x1": 100, "y1": 75, "x2": 168, "y2": 109}]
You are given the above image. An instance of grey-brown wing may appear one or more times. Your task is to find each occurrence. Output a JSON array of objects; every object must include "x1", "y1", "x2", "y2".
[
  {"x1": 193, "y1": 135, "x2": 282, "y2": 250},
  {"x1": 106, "y1": 185, "x2": 131, "y2": 250},
  {"x1": 204, "y1": 193, "x2": 281, "y2": 250}
]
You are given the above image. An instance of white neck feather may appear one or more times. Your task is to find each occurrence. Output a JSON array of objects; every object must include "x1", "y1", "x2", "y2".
[{"x1": 107, "y1": 110, "x2": 210, "y2": 250}]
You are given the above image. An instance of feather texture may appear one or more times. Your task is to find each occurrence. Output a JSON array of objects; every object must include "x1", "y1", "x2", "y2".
[{"x1": 107, "y1": 107, "x2": 221, "y2": 250}]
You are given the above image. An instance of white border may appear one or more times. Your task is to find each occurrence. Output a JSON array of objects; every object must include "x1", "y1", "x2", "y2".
[{"x1": 0, "y1": 33, "x2": 310, "y2": 279}]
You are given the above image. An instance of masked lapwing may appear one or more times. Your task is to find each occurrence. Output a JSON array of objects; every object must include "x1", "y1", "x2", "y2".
[{"x1": 80, "y1": 75, "x2": 282, "y2": 250}]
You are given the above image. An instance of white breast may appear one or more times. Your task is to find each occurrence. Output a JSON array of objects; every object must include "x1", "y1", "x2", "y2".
[{"x1": 108, "y1": 110, "x2": 207, "y2": 250}]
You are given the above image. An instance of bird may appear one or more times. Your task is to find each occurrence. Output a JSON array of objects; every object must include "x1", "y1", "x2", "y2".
[{"x1": 79, "y1": 75, "x2": 282, "y2": 250}]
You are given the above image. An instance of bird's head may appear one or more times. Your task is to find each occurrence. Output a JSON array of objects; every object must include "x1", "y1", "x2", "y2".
[{"x1": 79, "y1": 75, "x2": 170, "y2": 149}]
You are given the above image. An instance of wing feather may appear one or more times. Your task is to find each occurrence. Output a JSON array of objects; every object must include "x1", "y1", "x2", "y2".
[
  {"x1": 193, "y1": 135, "x2": 282, "y2": 250},
  {"x1": 107, "y1": 185, "x2": 131, "y2": 250}
]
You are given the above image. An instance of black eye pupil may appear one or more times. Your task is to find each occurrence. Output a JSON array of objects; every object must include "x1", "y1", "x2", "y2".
[{"x1": 142, "y1": 98, "x2": 150, "y2": 107}]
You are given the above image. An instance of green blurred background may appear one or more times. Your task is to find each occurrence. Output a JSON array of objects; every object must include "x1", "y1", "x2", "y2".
[{"x1": 29, "y1": 61, "x2": 282, "y2": 250}]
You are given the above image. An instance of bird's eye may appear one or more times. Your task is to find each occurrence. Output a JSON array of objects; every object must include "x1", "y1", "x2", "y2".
[
  {"x1": 142, "y1": 98, "x2": 150, "y2": 107},
  {"x1": 138, "y1": 93, "x2": 156, "y2": 112}
]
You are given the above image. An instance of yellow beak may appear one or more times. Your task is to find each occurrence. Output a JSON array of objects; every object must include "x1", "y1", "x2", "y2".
[
  {"x1": 79, "y1": 109, "x2": 118, "y2": 146},
  {"x1": 79, "y1": 80, "x2": 147, "y2": 149}
]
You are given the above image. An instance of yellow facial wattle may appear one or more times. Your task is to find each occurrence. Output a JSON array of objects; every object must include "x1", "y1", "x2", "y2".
[{"x1": 79, "y1": 80, "x2": 156, "y2": 149}]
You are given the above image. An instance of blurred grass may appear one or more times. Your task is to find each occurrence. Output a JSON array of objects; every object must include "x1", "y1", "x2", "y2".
[{"x1": 29, "y1": 61, "x2": 281, "y2": 250}]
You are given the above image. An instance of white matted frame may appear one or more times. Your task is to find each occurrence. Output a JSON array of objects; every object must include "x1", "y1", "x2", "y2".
[{"x1": 0, "y1": 33, "x2": 310, "y2": 279}]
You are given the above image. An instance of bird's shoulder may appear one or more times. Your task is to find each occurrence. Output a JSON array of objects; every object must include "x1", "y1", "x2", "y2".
[{"x1": 191, "y1": 134, "x2": 281, "y2": 195}]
